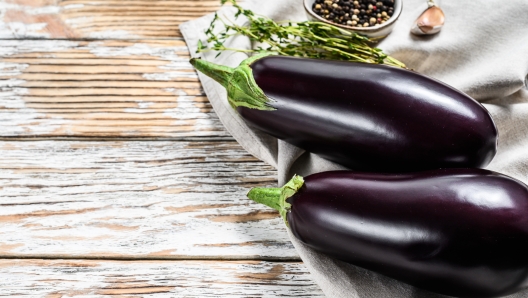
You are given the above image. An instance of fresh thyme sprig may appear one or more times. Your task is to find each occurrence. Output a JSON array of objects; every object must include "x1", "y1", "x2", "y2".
[{"x1": 197, "y1": 0, "x2": 405, "y2": 68}]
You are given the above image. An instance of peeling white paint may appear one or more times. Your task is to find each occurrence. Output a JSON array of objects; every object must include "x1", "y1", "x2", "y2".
[
  {"x1": 86, "y1": 42, "x2": 197, "y2": 81},
  {"x1": 0, "y1": 79, "x2": 25, "y2": 87},
  {"x1": 25, "y1": 6, "x2": 61, "y2": 15},
  {"x1": 0, "y1": 88, "x2": 69, "y2": 134},
  {"x1": 0, "y1": 2, "x2": 62, "y2": 38},
  {"x1": 163, "y1": 88, "x2": 188, "y2": 96},
  {"x1": 161, "y1": 89, "x2": 213, "y2": 128},
  {"x1": 0, "y1": 62, "x2": 28, "y2": 76},
  {"x1": 0, "y1": 41, "x2": 81, "y2": 134},
  {"x1": 164, "y1": 94, "x2": 205, "y2": 120},
  {"x1": 0, "y1": 40, "x2": 79, "y2": 57},
  {"x1": 0, "y1": 22, "x2": 49, "y2": 39},
  {"x1": 0, "y1": 3, "x2": 61, "y2": 15},
  {"x1": 124, "y1": 101, "x2": 156, "y2": 113},
  {"x1": 138, "y1": 101, "x2": 154, "y2": 109},
  {"x1": 0, "y1": 60, "x2": 69, "y2": 134},
  {"x1": 0, "y1": 0, "x2": 107, "y2": 39},
  {"x1": 64, "y1": 16, "x2": 92, "y2": 25},
  {"x1": 62, "y1": 4, "x2": 85, "y2": 10},
  {"x1": 87, "y1": 29, "x2": 140, "y2": 39},
  {"x1": 89, "y1": 42, "x2": 161, "y2": 57},
  {"x1": 143, "y1": 71, "x2": 198, "y2": 81},
  {"x1": 0, "y1": 86, "x2": 28, "y2": 109},
  {"x1": 87, "y1": 42, "x2": 188, "y2": 62}
]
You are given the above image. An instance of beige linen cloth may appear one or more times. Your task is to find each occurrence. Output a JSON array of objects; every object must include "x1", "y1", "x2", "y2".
[{"x1": 180, "y1": 0, "x2": 528, "y2": 297}]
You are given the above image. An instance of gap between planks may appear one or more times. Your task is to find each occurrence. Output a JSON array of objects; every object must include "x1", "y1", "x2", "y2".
[
  {"x1": 0, "y1": 136, "x2": 236, "y2": 141},
  {"x1": 0, "y1": 254, "x2": 301, "y2": 262}
]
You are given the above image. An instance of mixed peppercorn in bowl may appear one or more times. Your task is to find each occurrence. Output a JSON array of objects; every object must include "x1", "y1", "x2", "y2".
[{"x1": 303, "y1": 0, "x2": 402, "y2": 37}]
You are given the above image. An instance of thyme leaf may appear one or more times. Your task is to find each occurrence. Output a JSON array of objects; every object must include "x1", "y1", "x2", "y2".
[{"x1": 197, "y1": 0, "x2": 405, "y2": 68}]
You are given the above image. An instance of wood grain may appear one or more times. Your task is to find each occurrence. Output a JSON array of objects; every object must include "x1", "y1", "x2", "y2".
[
  {"x1": 0, "y1": 140, "x2": 291, "y2": 259},
  {"x1": 0, "y1": 39, "x2": 232, "y2": 138},
  {"x1": 0, "y1": 0, "x2": 222, "y2": 39},
  {"x1": 0, "y1": 259, "x2": 324, "y2": 296}
]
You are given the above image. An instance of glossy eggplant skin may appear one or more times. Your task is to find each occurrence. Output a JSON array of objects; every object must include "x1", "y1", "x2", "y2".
[
  {"x1": 238, "y1": 56, "x2": 497, "y2": 172},
  {"x1": 286, "y1": 169, "x2": 528, "y2": 297}
]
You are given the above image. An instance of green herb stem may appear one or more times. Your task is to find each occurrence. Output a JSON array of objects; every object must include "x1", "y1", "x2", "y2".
[{"x1": 198, "y1": 0, "x2": 405, "y2": 68}]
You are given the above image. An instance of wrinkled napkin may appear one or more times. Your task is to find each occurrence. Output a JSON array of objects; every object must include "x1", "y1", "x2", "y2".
[{"x1": 180, "y1": 0, "x2": 528, "y2": 296}]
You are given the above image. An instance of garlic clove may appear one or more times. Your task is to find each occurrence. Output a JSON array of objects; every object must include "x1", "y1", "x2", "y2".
[{"x1": 411, "y1": 6, "x2": 445, "y2": 35}]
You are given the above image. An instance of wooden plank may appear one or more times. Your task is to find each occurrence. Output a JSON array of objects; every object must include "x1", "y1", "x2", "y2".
[
  {"x1": 0, "y1": 39, "x2": 232, "y2": 138},
  {"x1": 0, "y1": 259, "x2": 323, "y2": 296},
  {"x1": 0, "y1": 140, "x2": 291, "y2": 259},
  {"x1": 0, "y1": 0, "x2": 222, "y2": 39}
]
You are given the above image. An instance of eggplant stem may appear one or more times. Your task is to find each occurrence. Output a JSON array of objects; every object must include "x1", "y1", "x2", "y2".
[
  {"x1": 190, "y1": 58, "x2": 233, "y2": 88},
  {"x1": 247, "y1": 175, "x2": 305, "y2": 226},
  {"x1": 190, "y1": 53, "x2": 277, "y2": 111},
  {"x1": 247, "y1": 187, "x2": 282, "y2": 211}
]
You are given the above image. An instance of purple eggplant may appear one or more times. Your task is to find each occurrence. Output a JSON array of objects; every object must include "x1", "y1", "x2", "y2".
[
  {"x1": 247, "y1": 169, "x2": 528, "y2": 297},
  {"x1": 191, "y1": 54, "x2": 498, "y2": 172}
]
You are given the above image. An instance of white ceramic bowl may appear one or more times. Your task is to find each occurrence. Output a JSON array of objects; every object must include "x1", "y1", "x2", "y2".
[{"x1": 303, "y1": 0, "x2": 402, "y2": 38}]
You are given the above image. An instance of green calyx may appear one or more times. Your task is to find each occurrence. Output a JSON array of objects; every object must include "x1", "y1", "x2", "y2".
[
  {"x1": 247, "y1": 175, "x2": 305, "y2": 226},
  {"x1": 189, "y1": 53, "x2": 276, "y2": 111}
]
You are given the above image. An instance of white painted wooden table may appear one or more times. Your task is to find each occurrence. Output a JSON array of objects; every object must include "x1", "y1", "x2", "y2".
[{"x1": 0, "y1": 1, "x2": 324, "y2": 296}]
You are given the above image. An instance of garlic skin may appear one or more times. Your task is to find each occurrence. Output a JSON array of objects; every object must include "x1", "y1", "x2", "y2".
[{"x1": 411, "y1": 5, "x2": 445, "y2": 35}]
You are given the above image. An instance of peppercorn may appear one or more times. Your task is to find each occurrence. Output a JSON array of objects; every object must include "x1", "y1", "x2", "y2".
[{"x1": 313, "y1": 0, "x2": 395, "y2": 28}]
